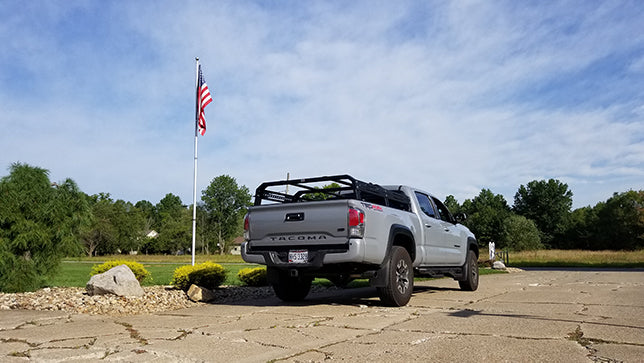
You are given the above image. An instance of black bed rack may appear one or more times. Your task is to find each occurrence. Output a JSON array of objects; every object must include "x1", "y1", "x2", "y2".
[{"x1": 253, "y1": 174, "x2": 411, "y2": 211}]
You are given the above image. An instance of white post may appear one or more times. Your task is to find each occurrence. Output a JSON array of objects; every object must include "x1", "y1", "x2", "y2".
[
  {"x1": 489, "y1": 241, "x2": 495, "y2": 261},
  {"x1": 191, "y1": 58, "x2": 200, "y2": 266}
]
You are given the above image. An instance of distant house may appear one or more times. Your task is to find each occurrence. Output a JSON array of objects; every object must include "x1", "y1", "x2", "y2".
[
  {"x1": 230, "y1": 236, "x2": 244, "y2": 255},
  {"x1": 146, "y1": 230, "x2": 159, "y2": 239}
]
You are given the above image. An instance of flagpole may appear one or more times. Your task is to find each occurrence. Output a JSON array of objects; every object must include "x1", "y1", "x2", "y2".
[{"x1": 191, "y1": 57, "x2": 200, "y2": 266}]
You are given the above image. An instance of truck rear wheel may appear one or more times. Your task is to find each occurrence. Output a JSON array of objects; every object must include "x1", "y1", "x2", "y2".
[
  {"x1": 377, "y1": 246, "x2": 413, "y2": 307},
  {"x1": 271, "y1": 269, "x2": 312, "y2": 302},
  {"x1": 458, "y1": 250, "x2": 479, "y2": 291}
]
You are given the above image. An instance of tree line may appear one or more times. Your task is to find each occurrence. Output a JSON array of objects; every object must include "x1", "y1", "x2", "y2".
[
  {"x1": 82, "y1": 177, "x2": 251, "y2": 257},
  {"x1": 0, "y1": 163, "x2": 250, "y2": 292},
  {"x1": 445, "y1": 179, "x2": 643, "y2": 251},
  {"x1": 83, "y1": 175, "x2": 251, "y2": 257},
  {"x1": 1, "y1": 162, "x2": 642, "y2": 292}
]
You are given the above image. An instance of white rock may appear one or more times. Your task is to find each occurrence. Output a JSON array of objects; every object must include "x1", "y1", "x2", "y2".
[
  {"x1": 187, "y1": 284, "x2": 217, "y2": 302},
  {"x1": 492, "y1": 261, "x2": 507, "y2": 270},
  {"x1": 86, "y1": 265, "x2": 145, "y2": 297}
]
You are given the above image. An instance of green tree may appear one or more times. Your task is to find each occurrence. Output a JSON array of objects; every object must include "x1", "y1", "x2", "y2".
[
  {"x1": 155, "y1": 210, "x2": 192, "y2": 254},
  {"x1": 595, "y1": 190, "x2": 643, "y2": 250},
  {"x1": 83, "y1": 195, "x2": 147, "y2": 256},
  {"x1": 195, "y1": 204, "x2": 215, "y2": 254},
  {"x1": 49, "y1": 179, "x2": 92, "y2": 257},
  {"x1": 153, "y1": 194, "x2": 191, "y2": 254},
  {"x1": 112, "y1": 199, "x2": 146, "y2": 253},
  {"x1": 301, "y1": 182, "x2": 343, "y2": 201},
  {"x1": 562, "y1": 206, "x2": 599, "y2": 249},
  {"x1": 135, "y1": 199, "x2": 156, "y2": 231},
  {"x1": 461, "y1": 189, "x2": 511, "y2": 244},
  {"x1": 513, "y1": 179, "x2": 573, "y2": 247},
  {"x1": 0, "y1": 163, "x2": 90, "y2": 292},
  {"x1": 499, "y1": 214, "x2": 542, "y2": 251},
  {"x1": 83, "y1": 193, "x2": 118, "y2": 256},
  {"x1": 201, "y1": 175, "x2": 251, "y2": 254},
  {"x1": 444, "y1": 195, "x2": 462, "y2": 215}
]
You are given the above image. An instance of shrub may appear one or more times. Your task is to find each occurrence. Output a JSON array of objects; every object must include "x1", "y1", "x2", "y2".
[
  {"x1": 237, "y1": 267, "x2": 267, "y2": 286},
  {"x1": 0, "y1": 164, "x2": 90, "y2": 293},
  {"x1": 499, "y1": 215, "x2": 543, "y2": 251},
  {"x1": 90, "y1": 260, "x2": 151, "y2": 283},
  {"x1": 170, "y1": 262, "x2": 226, "y2": 291}
]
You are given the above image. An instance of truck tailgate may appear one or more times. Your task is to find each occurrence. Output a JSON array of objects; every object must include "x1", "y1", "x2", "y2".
[{"x1": 247, "y1": 200, "x2": 351, "y2": 246}]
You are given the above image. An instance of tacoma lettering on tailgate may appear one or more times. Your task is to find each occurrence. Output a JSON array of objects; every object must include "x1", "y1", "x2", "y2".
[{"x1": 269, "y1": 235, "x2": 328, "y2": 242}]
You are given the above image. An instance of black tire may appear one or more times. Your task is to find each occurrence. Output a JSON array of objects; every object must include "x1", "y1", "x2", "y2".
[
  {"x1": 458, "y1": 250, "x2": 479, "y2": 291},
  {"x1": 272, "y1": 271, "x2": 312, "y2": 302},
  {"x1": 377, "y1": 246, "x2": 413, "y2": 307}
]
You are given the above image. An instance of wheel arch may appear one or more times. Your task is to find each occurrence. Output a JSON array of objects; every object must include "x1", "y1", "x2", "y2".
[
  {"x1": 467, "y1": 237, "x2": 479, "y2": 258},
  {"x1": 389, "y1": 224, "x2": 416, "y2": 263}
]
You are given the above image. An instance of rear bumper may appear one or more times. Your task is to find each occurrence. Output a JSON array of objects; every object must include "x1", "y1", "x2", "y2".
[{"x1": 241, "y1": 239, "x2": 371, "y2": 267}]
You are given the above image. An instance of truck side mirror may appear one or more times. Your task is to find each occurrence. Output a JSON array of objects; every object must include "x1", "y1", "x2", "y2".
[{"x1": 454, "y1": 213, "x2": 467, "y2": 223}]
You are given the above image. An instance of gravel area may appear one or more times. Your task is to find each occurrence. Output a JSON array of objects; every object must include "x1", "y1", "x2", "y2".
[
  {"x1": 0, "y1": 285, "x2": 280, "y2": 316},
  {"x1": 1, "y1": 271, "x2": 517, "y2": 316}
]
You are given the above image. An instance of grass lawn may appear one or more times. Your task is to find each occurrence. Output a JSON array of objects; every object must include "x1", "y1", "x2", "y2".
[
  {"x1": 49, "y1": 249, "x2": 643, "y2": 289},
  {"x1": 49, "y1": 261, "x2": 258, "y2": 288},
  {"x1": 490, "y1": 249, "x2": 644, "y2": 268}
]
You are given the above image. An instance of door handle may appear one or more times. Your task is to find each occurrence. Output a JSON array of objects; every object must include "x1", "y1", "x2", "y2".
[
  {"x1": 444, "y1": 228, "x2": 450, "y2": 232},
  {"x1": 425, "y1": 224, "x2": 432, "y2": 228}
]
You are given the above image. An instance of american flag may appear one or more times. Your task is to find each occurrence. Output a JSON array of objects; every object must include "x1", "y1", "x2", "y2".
[{"x1": 196, "y1": 65, "x2": 213, "y2": 136}]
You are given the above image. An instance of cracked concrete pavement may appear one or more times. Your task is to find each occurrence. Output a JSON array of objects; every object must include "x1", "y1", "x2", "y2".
[{"x1": 1, "y1": 269, "x2": 643, "y2": 362}]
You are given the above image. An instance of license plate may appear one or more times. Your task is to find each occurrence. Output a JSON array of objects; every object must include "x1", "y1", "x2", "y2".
[{"x1": 288, "y1": 250, "x2": 308, "y2": 264}]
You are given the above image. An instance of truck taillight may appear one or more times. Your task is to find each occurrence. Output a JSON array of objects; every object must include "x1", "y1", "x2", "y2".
[
  {"x1": 348, "y1": 208, "x2": 365, "y2": 238},
  {"x1": 243, "y1": 214, "x2": 250, "y2": 240}
]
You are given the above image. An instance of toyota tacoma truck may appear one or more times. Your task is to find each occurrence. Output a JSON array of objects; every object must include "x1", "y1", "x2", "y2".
[{"x1": 242, "y1": 175, "x2": 478, "y2": 306}]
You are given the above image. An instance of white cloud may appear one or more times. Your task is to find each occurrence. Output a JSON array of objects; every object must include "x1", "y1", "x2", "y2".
[{"x1": 1, "y1": 1, "x2": 642, "y2": 209}]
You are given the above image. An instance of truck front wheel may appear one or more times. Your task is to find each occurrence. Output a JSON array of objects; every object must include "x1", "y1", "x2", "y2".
[
  {"x1": 377, "y1": 246, "x2": 413, "y2": 307},
  {"x1": 270, "y1": 269, "x2": 312, "y2": 302},
  {"x1": 458, "y1": 250, "x2": 479, "y2": 291}
]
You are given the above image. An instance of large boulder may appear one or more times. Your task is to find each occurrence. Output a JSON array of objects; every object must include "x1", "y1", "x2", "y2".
[
  {"x1": 492, "y1": 261, "x2": 507, "y2": 270},
  {"x1": 86, "y1": 264, "x2": 145, "y2": 297}
]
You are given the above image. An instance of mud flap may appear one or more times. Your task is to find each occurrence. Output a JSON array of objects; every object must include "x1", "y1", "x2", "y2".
[{"x1": 369, "y1": 261, "x2": 390, "y2": 288}]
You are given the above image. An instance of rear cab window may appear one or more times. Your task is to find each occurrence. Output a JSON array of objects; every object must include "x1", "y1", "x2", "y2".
[{"x1": 415, "y1": 192, "x2": 437, "y2": 218}]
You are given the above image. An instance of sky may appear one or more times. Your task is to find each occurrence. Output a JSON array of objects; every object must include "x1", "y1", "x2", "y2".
[{"x1": 1, "y1": 1, "x2": 643, "y2": 210}]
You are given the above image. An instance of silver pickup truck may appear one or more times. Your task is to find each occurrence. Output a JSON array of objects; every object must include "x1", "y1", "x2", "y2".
[{"x1": 242, "y1": 175, "x2": 479, "y2": 306}]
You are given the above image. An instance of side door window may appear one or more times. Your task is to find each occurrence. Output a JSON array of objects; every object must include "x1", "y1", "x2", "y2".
[{"x1": 431, "y1": 197, "x2": 454, "y2": 224}]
